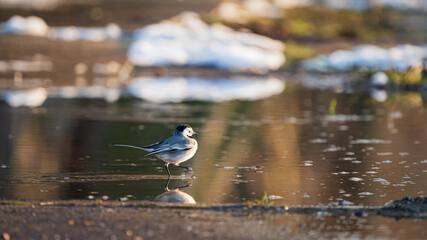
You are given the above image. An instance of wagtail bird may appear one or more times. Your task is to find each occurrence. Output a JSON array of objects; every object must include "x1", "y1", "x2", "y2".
[{"x1": 113, "y1": 124, "x2": 198, "y2": 176}]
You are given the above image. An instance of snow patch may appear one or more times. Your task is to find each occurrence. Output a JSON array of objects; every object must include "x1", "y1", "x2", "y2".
[
  {"x1": 304, "y1": 44, "x2": 427, "y2": 72},
  {"x1": 2, "y1": 88, "x2": 47, "y2": 107},
  {"x1": 52, "y1": 86, "x2": 121, "y2": 103},
  {"x1": 0, "y1": 15, "x2": 122, "y2": 41},
  {"x1": 0, "y1": 15, "x2": 49, "y2": 36},
  {"x1": 128, "y1": 12, "x2": 285, "y2": 70},
  {"x1": 49, "y1": 23, "x2": 122, "y2": 41},
  {"x1": 0, "y1": 59, "x2": 52, "y2": 72},
  {"x1": 127, "y1": 76, "x2": 285, "y2": 103},
  {"x1": 216, "y1": 0, "x2": 283, "y2": 23},
  {"x1": 350, "y1": 139, "x2": 391, "y2": 144}
]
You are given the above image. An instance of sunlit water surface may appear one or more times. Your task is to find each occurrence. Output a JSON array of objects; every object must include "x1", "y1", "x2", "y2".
[{"x1": 1, "y1": 81, "x2": 426, "y2": 238}]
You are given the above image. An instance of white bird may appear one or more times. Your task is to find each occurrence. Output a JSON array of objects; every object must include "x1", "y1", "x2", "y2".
[{"x1": 113, "y1": 124, "x2": 198, "y2": 176}]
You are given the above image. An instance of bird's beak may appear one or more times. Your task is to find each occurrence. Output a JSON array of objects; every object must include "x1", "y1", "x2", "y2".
[{"x1": 193, "y1": 132, "x2": 198, "y2": 136}]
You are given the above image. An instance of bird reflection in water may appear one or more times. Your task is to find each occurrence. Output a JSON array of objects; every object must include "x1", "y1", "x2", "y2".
[{"x1": 153, "y1": 177, "x2": 196, "y2": 204}]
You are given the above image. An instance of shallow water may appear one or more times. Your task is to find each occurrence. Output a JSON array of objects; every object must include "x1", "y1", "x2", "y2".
[
  {"x1": 271, "y1": 214, "x2": 427, "y2": 240},
  {"x1": 1, "y1": 82, "x2": 426, "y2": 208}
]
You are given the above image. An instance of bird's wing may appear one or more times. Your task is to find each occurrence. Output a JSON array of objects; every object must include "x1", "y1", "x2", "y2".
[
  {"x1": 144, "y1": 143, "x2": 192, "y2": 156},
  {"x1": 142, "y1": 140, "x2": 165, "y2": 149}
]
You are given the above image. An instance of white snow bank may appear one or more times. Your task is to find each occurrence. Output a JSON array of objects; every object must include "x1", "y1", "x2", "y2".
[
  {"x1": 128, "y1": 76, "x2": 285, "y2": 103},
  {"x1": 1, "y1": 86, "x2": 120, "y2": 107},
  {"x1": 0, "y1": 15, "x2": 49, "y2": 36},
  {"x1": 2, "y1": 88, "x2": 47, "y2": 107},
  {"x1": 0, "y1": 59, "x2": 52, "y2": 72},
  {"x1": 0, "y1": 15, "x2": 122, "y2": 41},
  {"x1": 128, "y1": 12, "x2": 285, "y2": 70},
  {"x1": 49, "y1": 23, "x2": 121, "y2": 41},
  {"x1": 51, "y1": 86, "x2": 121, "y2": 103},
  {"x1": 303, "y1": 44, "x2": 427, "y2": 72},
  {"x1": 216, "y1": 0, "x2": 283, "y2": 23},
  {"x1": 370, "y1": 72, "x2": 389, "y2": 86}
]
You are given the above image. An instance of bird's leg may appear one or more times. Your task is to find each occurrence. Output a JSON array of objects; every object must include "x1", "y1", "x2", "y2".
[
  {"x1": 164, "y1": 176, "x2": 171, "y2": 191},
  {"x1": 176, "y1": 181, "x2": 192, "y2": 190},
  {"x1": 164, "y1": 162, "x2": 171, "y2": 176}
]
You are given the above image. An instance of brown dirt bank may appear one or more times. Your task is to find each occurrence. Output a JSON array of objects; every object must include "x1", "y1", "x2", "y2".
[
  {"x1": 0, "y1": 201, "x2": 294, "y2": 240},
  {"x1": 1, "y1": 198, "x2": 426, "y2": 240}
]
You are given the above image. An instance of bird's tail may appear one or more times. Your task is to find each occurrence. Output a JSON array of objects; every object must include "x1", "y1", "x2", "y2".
[{"x1": 112, "y1": 144, "x2": 151, "y2": 151}]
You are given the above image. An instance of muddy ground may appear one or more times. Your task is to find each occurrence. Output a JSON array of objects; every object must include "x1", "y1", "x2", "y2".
[
  {"x1": 1, "y1": 198, "x2": 426, "y2": 240},
  {"x1": 0, "y1": 201, "x2": 298, "y2": 240}
]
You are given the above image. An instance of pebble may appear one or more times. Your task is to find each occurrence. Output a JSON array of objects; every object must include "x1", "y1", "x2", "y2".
[
  {"x1": 66, "y1": 220, "x2": 75, "y2": 226},
  {"x1": 2, "y1": 233, "x2": 10, "y2": 240}
]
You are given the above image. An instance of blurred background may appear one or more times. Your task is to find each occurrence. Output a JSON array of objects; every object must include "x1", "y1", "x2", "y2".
[
  {"x1": 0, "y1": 0, "x2": 427, "y2": 210},
  {"x1": 1, "y1": 0, "x2": 427, "y2": 238}
]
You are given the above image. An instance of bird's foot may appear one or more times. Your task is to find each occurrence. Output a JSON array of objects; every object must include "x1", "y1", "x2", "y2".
[{"x1": 178, "y1": 165, "x2": 193, "y2": 174}]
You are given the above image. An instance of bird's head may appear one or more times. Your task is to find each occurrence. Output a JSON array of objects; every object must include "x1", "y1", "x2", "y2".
[{"x1": 174, "y1": 124, "x2": 197, "y2": 138}]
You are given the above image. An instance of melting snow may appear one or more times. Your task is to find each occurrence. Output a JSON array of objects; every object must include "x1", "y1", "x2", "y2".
[
  {"x1": 0, "y1": 15, "x2": 122, "y2": 41},
  {"x1": 1, "y1": 13, "x2": 284, "y2": 69},
  {"x1": 0, "y1": 59, "x2": 52, "y2": 72},
  {"x1": 373, "y1": 178, "x2": 391, "y2": 185},
  {"x1": 216, "y1": 0, "x2": 283, "y2": 23},
  {"x1": 324, "y1": 114, "x2": 374, "y2": 122},
  {"x1": 52, "y1": 86, "x2": 121, "y2": 103},
  {"x1": 267, "y1": 195, "x2": 283, "y2": 200},
  {"x1": 1, "y1": 76, "x2": 284, "y2": 107},
  {"x1": 128, "y1": 76, "x2": 285, "y2": 103},
  {"x1": 322, "y1": 145, "x2": 343, "y2": 152},
  {"x1": 358, "y1": 192, "x2": 373, "y2": 195},
  {"x1": 2, "y1": 87, "x2": 47, "y2": 107},
  {"x1": 1, "y1": 86, "x2": 121, "y2": 107},
  {"x1": 350, "y1": 139, "x2": 391, "y2": 144},
  {"x1": 304, "y1": 44, "x2": 427, "y2": 72},
  {"x1": 49, "y1": 23, "x2": 121, "y2": 41},
  {"x1": 0, "y1": 15, "x2": 49, "y2": 36},
  {"x1": 128, "y1": 12, "x2": 285, "y2": 70},
  {"x1": 349, "y1": 177, "x2": 363, "y2": 182}
]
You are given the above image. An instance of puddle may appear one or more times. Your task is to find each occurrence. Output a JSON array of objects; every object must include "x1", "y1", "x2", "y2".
[
  {"x1": 0, "y1": 82, "x2": 426, "y2": 208},
  {"x1": 268, "y1": 214, "x2": 427, "y2": 239}
]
